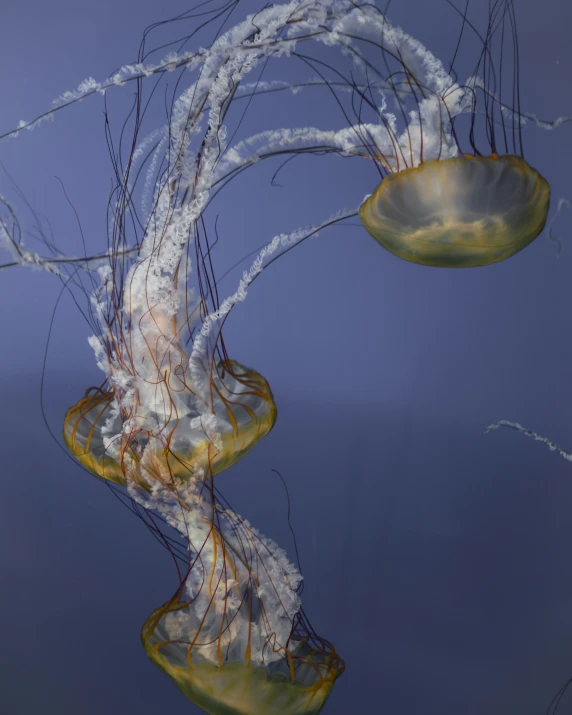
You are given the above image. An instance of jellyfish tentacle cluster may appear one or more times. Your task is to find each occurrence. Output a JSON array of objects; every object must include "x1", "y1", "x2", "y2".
[{"x1": 63, "y1": 209, "x2": 349, "y2": 713}]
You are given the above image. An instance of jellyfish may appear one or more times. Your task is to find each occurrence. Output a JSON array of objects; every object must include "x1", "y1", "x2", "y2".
[
  {"x1": 63, "y1": 360, "x2": 277, "y2": 488},
  {"x1": 138, "y1": 479, "x2": 343, "y2": 715},
  {"x1": 355, "y1": 0, "x2": 551, "y2": 267},
  {"x1": 359, "y1": 154, "x2": 550, "y2": 267}
]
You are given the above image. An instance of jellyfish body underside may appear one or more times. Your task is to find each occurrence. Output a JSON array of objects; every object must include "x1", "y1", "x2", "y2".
[
  {"x1": 143, "y1": 600, "x2": 339, "y2": 715},
  {"x1": 359, "y1": 154, "x2": 550, "y2": 268},
  {"x1": 63, "y1": 360, "x2": 277, "y2": 487}
]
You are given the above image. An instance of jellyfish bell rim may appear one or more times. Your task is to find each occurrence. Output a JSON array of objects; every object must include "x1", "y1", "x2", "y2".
[
  {"x1": 62, "y1": 359, "x2": 278, "y2": 487},
  {"x1": 358, "y1": 154, "x2": 551, "y2": 268},
  {"x1": 141, "y1": 598, "x2": 343, "y2": 715}
]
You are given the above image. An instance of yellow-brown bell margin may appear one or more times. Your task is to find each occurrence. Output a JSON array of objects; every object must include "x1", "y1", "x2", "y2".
[
  {"x1": 141, "y1": 597, "x2": 343, "y2": 715},
  {"x1": 63, "y1": 360, "x2": 277, "y2": 487},
  {"x1": 359, "y1": 154, "x2": 550, "y2": 268}
]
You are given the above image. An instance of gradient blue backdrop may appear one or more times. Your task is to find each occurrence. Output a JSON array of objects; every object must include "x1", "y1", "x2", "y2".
[{"x1": 1, "y1": 0, "x2": 572, "y2": 713}]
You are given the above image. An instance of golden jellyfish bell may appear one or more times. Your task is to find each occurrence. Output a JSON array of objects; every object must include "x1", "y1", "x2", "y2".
[
  {"x1": 63, "y1": 360, "x2": 277, "y2": 487},
  {"x1": 141, "y1": 597, "x2": 343, "y2": 715},
  {"x1": 359, "y1": 154, "x2": 550, "y2": 268}
]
